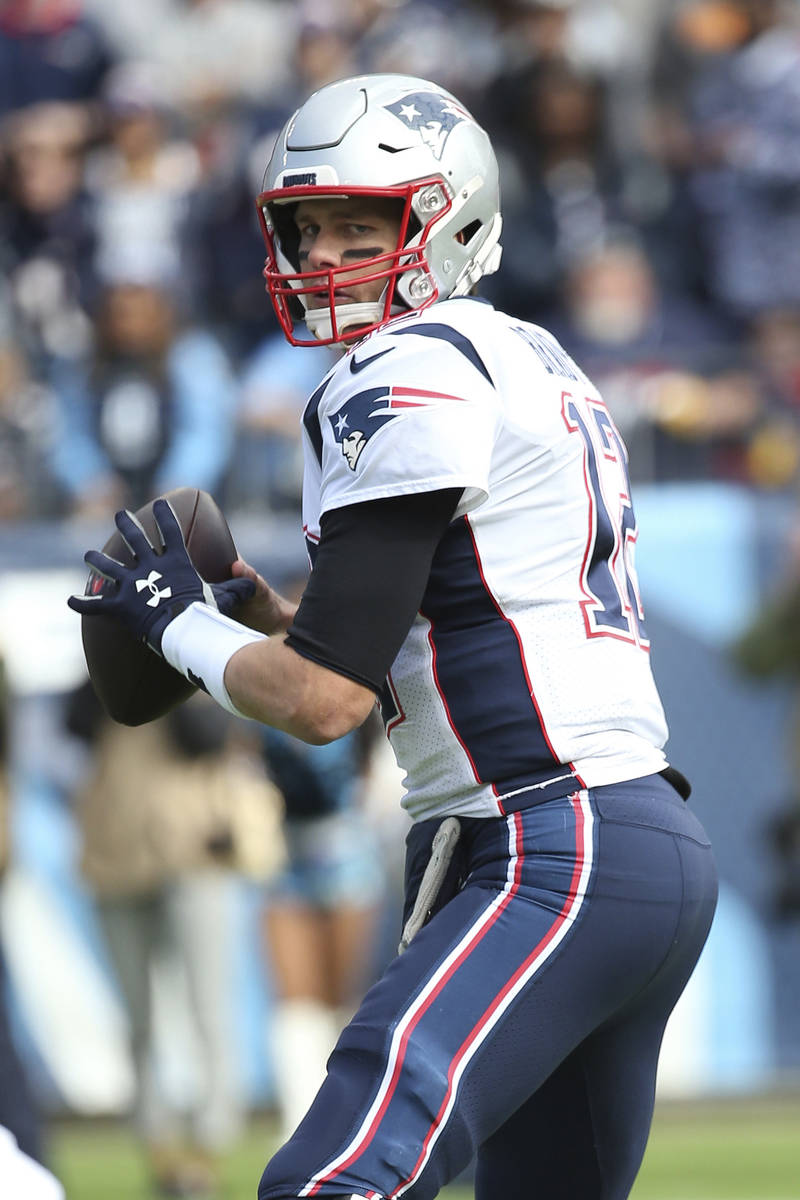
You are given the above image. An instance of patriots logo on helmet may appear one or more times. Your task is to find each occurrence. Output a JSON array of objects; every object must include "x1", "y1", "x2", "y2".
[
  {"x1": 384, "y1": 91, "x2": 470, "y2": 160},
  {"x1": 329, "y1": 384, "x2": 468, "y2": 470}
]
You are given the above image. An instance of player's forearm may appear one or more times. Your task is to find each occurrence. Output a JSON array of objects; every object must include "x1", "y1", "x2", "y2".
[
  {"x1": 160, "y1": 601, "x2": 374, "y2": 741},
  {"x1": 224, "y1": 636, "x2": 375, "y2": 743}
]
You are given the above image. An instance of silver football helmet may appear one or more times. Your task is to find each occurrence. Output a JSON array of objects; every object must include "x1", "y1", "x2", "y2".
[{"x1": 256, "y1": 73, "x2": 502, "y2": 346}]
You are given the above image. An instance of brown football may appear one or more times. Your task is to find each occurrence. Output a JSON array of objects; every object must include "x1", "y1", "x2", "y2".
[{"x1": 81, "y1": 487, "x2": 238, "y2": 726}]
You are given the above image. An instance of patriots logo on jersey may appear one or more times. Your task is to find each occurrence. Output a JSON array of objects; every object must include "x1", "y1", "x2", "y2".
[
  {"x1": 329, "y1": 384, "x2": 467, "y2": 470},
  {"x1": 384, "y1": 91, "x2": 470, "y2": 160}
]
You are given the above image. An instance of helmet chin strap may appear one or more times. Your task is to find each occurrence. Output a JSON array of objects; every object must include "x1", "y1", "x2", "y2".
[
  {"x1": 303, "y1": 298, "x2": 386, "y2": 343},
  {"x1": 300, "y1": 272, "x2": 417, "y2": 343}
]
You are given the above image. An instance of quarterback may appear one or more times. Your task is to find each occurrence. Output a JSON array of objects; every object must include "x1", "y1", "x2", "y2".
[{"x1": 71, "y1": 75, "x2": 718, "y2": 1200}]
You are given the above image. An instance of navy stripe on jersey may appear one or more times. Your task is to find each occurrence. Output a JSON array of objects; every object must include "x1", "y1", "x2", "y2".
[
  {"x1": 392, "y1": 323, "x2": 494, "y2": 387},
  {"x1": 419, "y1": 516, "x2": 562, "y2": 795},
  {"x1": 302, "y1": 374, "x2": 333, "y2": 466}
]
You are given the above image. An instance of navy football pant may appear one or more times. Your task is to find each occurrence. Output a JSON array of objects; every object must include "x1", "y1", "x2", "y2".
[{"x1": 259, "y1": 773, "x2": 717, "y2": 1200}]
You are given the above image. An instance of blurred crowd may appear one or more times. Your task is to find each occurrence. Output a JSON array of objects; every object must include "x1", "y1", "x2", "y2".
[{"x1": 2, "y1": 0, "x2": 800, "y2": 524}]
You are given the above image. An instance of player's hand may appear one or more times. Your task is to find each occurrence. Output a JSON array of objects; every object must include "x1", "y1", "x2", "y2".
[
  {"x1": 67, "y1": 499, "x2": 255, "y2": 654},
  {"x1": 230, "y1": 558, "x2": 298, "y2": 635}
]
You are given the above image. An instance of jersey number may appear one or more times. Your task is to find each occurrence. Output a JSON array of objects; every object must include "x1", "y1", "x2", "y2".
[{"x1": 562, "y1": 391, "x2": 648, "y2": 649}]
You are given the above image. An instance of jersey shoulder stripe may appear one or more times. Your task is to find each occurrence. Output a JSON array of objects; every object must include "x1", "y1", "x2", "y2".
[
  {"x1": 390, "y1": 321, "x2": 494, "y2": 387},
  {"x1": 302, "y1": 372, "x2": 335, "y2": 466}
]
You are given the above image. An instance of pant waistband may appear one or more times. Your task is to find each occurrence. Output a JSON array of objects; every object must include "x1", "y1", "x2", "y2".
[{"x1": 497, "y1": 766, "x2": 690, "y2": 817}]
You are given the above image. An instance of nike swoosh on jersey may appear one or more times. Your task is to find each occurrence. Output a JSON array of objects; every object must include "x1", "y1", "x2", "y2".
[{"x1": 349, "y1": 347, "x2": 395, "y2": 374}]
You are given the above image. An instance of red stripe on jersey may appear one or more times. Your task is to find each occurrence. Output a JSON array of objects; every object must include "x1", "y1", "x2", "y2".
[{"x1": 390, "y1": 386, "x2": 468, "y2": 401}]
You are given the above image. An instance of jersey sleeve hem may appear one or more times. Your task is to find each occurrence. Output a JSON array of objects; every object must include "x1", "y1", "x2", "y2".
[
  {"x1": 284, "y1": 634, "x2": 383, "y2": 695},
  {"x1": 319, "y1": 477, "x2": 487, "y2": 520}
]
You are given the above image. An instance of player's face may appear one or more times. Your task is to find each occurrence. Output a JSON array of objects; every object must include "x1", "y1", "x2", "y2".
[{"x1": 294, "y1": 197, "x2": 404, "y2": 312}]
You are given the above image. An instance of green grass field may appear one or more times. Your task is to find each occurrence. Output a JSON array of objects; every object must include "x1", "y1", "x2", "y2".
[{"x1": 52, "y1": 1094, "x2": 800, "y2": 1200}]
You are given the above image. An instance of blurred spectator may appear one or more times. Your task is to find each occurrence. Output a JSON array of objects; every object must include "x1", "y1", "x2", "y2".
[
  {"x1": 477, "y1": 0, "x2": 654, "y2": 146},
  {"x1": 347, "y1": 0, "x2": 499, "y2": 102},
  {"x1": 740, "y1": 306, "x2": 800, "y2": 489},
  {"x1": 0, "y1": 101, "x2": 95, "y2": 372},
  {"x1": 46, "y1": 256, "x2": 237, "y2": 519},
  {"x1": 291, "y1": 5, "x2": 357, "y2": 96},
  {"x1": 65, "y1": 683, "x2": 286, "y2": 1200},
  {"x1": 488, "y1": 0, "x2": 575, "y2": 67},
  {"x1": 79, "y1": 0, "x2": 184, "y2": 60},
  {"x1": 652, "y1": 0, "x2": 800, "y2": 319},
  {"x1": 0, "y1": 0, "x2": 116, "y2": 121},
  {"x1": 484, "y1": 56, "x2": 668, "y2": 319},
  {"x1": 259, "y1": 708, "x2": 385, "y2": 1141},
  {"x1": 732, "y1": 523, "x2": 800, "y2": 917},
  {"x1": 544, "y1": 233, "x2": 766, "y2": 481},
  {"x1": 0, "y1": 279, "x2": 62, "y2": 518},
  {"x1": 0, "y1": 653, "x2": 48, "y2": 1171},
  {"x1": 135, "y1": 0, "x2": 295, "y2": 125},
  {"x1": 181, "y1": 162, "x2": 273, "y2": 362},
  {"x1": 181, "y1": 106, "x2": 285, "y2": 362},
  {"x1": 86, "y1": 61, "x2": 201, "y2": 293},
  {"x1": 486, "y1": 0, "x2": 636, "y2": 76},
  {"x1": 85, "y1": 0, "x2": 295, "y2": 126},
  {"x1": 82, "y1": 1, "x2": 298, "y2": 352},
  {"x1": 651, "y1": 0, "x2": 768, "y2": 166},
  {"x1": 226, "y1": 330, "x2": 338, "y2": 516},
  {"x1": 749, "y1": 306, "x2": 800, "y2": 414},
  {"x1": 184, "y1": 5, "x2": 356, "y2": 361}
]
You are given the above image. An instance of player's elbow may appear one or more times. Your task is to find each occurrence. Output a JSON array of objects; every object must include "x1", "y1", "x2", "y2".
[
  {"x1": 226, "y1": 639, "x2": 376, "y2": 743},
  {"x1": 271, "y1": 650, "x2": 376, "y2": 743},
  {"x1": 291, "y1": 681, "x2": 375, "y2": 744}
]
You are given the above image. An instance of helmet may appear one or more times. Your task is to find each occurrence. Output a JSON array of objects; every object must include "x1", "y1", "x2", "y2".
[{"x1": 256, "y1": 73, "x2": 502, "y2": 346}]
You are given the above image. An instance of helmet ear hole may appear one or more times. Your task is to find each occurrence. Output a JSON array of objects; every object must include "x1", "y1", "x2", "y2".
[{"x1": 457, "y1": 219, "x2": 482, "y2": 247}]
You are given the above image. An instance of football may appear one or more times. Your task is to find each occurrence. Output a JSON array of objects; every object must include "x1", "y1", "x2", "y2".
[{"x1": 81, "y1": 487, "x2": 239, "y2": 726}]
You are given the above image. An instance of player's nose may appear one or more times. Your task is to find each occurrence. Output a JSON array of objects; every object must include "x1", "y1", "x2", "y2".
[{"x1": 306, "y1": 232, "x2": 342, "y2": 271}]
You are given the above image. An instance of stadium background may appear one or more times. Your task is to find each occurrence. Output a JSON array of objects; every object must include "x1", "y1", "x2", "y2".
[{"x1": 1, "y1": 0, "x2": 800, "y2": 1193}]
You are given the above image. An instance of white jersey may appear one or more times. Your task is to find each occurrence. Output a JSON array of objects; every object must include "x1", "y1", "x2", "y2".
[{"x1": 300, "y1": 298, "x2": 669, "y2": 822}]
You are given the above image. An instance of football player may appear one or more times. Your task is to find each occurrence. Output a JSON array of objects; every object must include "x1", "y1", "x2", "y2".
[{"x1": 71, "y1": 74, "x2": 718, "y2": 1200}]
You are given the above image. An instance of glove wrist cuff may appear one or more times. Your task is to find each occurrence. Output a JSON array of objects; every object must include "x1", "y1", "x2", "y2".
[{"x1": 161, "y1": 601, "x2": 267, "y2": 717}]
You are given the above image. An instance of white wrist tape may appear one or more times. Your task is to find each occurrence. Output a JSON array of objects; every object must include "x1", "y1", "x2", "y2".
[{"x1": 161, "y1": 601, "x2": 267, "y2": 718}]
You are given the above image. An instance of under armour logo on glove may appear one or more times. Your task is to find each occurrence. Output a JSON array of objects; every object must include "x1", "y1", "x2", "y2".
[
  {"x1": 135, "y1": 571, "x2": 173, "y2": 607},
  {"x1": 68, "y1": 499, "x2": 255, "y2": 655}
]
